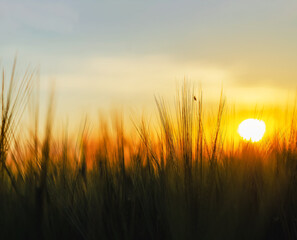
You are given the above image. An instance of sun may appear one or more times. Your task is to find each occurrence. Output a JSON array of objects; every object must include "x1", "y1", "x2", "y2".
[{"x1": 237, "y1": 119, "x2": 266, "y2": 142}]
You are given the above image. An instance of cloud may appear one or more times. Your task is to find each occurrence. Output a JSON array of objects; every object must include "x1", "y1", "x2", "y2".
[{"x1": 0, "y1": 0, "x2": 78, "y2": 33}]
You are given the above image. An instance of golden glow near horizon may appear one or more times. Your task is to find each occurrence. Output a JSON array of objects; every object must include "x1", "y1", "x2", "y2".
[{"x1": 237, "y1": 119, "x2": 266, "y2": 142}]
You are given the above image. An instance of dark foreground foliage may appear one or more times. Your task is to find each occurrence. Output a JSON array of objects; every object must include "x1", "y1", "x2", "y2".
[{"x1": 1, "y1": 62, "x2": 297, "y2": 240}]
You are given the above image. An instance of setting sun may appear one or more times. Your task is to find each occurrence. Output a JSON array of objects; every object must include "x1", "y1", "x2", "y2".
[{"x1": 238, "y1": 119, "x2": 266, "y2": 142}]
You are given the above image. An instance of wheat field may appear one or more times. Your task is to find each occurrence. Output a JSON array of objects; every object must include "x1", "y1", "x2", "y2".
[{"x1": 0, "y1": 61, "x2": 297, "y2": 240}]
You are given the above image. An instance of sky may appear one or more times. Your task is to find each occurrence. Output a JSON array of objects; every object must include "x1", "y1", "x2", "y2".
[{"x1": 1, "y1": 0, "x2": 297, "y2": 127}]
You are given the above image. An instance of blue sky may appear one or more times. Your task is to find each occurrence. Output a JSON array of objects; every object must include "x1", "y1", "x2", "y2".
[{"x1": 1, "y1": 0, "x2": 297, "y2": 124}]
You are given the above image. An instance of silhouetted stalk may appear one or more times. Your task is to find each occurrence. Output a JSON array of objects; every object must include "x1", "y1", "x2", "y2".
[
  {"x1": 79, "y1": 118, "x2": 88, "y2": 186},
  {"x1": 0, "y1": 57, "x2": 34, "y2": 196},
  {"x1": 134, "y1": 117, "x2": 161, "y2": 175},
  {"x1": 155, "y1": 97, "x2": 175, "y2": 170},
  {"x1": 198, "y1": 92, "x2": 203, "y2": 182},
  {"x1": 61, "y1": 124, "x2": 70, "y2": 190},
  {"x1": 35, "y1": 88, "x2": 54, "y2": 240},
  {"x1": 141, "y1": 118, "x2": 152, "y2": 174},
  {"x1": 115, "y1": 114, "x2": 126, "y2": 199},
  {"x1": 211, "y1": 89, "x2": 225, "y2": 166},
  {"x1": 194, "y1": 90, "x2": 204, "y2": 184},
  {"x1": 176, "y1": 82, "x2": 193, "y2": 201}
]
